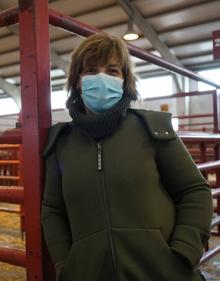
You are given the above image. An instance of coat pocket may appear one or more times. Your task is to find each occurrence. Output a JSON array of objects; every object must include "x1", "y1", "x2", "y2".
[
  {"x1": 113, "y1": 227, "x2": 203, "y2": 281},
  {"x1": 61, "y1": 229, "x2": 115, "y2": 281}
]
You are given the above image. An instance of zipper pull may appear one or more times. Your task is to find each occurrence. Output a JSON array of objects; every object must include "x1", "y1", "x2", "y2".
[{"x1": 97, "y1": 142, "x2": 102, "y2": 171}]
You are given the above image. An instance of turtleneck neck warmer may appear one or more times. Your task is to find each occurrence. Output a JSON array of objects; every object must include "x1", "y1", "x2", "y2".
[{"x1": 69, "y1": 95, "x2": 132, "y2": 141}]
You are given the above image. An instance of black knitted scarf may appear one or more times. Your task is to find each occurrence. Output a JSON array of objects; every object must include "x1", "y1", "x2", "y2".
[{"x1": 69, "y1": 95, "x2": 132, "y2": 140}]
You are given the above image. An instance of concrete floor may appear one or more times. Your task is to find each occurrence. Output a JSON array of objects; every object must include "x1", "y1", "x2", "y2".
[{"x1": 0, "y1": 203, "x2": 219, "y2": 281}]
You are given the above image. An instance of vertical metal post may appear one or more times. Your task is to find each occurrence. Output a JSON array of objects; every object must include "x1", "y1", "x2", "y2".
[
  {"x1": 18, "y1": 144, "x2": 25, "y2": 240},
  {"x1": 200, "y1": 142, "x2": 207, "y2": 179},
  {"x1": 200, "y1": 141, "x2": 209, "y2": 249},
  {"x1": 213, "y1": 90, "x2": 220, "y2": 235},
  {"x1": 214, "y1": 144, "x2": 220, "y2": 235},
  {"x1": 218, "y1": 199, "x2": 220, "y2": 235},
  {"x1": 213, "y1": 91, "x2": 219, "y2": 133},
  {"x1": 18, "y1": 0, "x2": 52, "y2": 280}
]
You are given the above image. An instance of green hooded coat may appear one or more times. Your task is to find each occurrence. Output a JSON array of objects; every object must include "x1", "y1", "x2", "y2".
[{"x1": 41, "y1": 109, "x2": 213, "y2": 281}]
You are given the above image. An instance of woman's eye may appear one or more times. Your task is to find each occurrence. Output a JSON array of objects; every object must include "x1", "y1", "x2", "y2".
[
  {"x1": 109, "y1": 69, "x2": 120, "y2": 75},
  {"x1": 85, "y1": 68, "x2": 97, "y2": 74}
]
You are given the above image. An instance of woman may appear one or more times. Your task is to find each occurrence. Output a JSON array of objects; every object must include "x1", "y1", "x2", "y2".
[{"x1": 41, "y1": 33, "x2": 213, "y2": 281}]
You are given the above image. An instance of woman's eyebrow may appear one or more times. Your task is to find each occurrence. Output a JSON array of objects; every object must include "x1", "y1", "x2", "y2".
[
  {"x1": 108, "y1": 64, "x2": 120, "y2": 68},
  {"x1": 86, "y1": 64, "x2": 96, "y2": 68},
  {"x1": 108, "y1": 64, "x2": 122, "y2": 72}
]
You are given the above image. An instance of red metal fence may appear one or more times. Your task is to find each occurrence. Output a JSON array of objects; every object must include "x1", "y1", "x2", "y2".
[
  {"x1": 145, "y1": 90, "x2": 220, "y2": 133},
  {"x1": 179, "y1": 132, "x2": 220, "y2": 263},
  {"x1": 0, "y1": 144, "x2": 21, "y2": 185},
  {"x1": 0, "y1": 139, "x2": 25, "y2": 238}
]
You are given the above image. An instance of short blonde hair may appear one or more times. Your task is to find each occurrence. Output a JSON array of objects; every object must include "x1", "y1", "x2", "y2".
[{"x1": 66, "y1": 33, "x2": 137, "y2": 111}]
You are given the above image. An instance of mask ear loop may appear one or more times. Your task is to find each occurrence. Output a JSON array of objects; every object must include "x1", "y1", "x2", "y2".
[
  {"x1": 123, "y1": 78, "x2": 139, "y2": 101},
  {"x1": 123, "y1": 82, "x2": 130, "y2": 97},
  {"x1": 69, "y1": 88, "x2": 86, "y2": 113}
]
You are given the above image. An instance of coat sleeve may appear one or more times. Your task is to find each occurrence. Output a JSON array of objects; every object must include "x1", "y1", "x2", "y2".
[
  {"x1": 41, "y1": 140, "x2": 72, "y2": 280},
  {"x1": 156, "y1": 132, "x2": 213, "y2": 269}
]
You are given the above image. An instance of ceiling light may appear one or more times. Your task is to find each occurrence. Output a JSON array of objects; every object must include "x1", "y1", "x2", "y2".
[{"x1": 123, "y1": 19, "x2": 139, "y2": 41}]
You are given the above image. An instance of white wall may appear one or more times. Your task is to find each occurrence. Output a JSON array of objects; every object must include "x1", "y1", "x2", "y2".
[
  {"x1": 187, "y1": 79, "x2": 213, "y2": 131},
  {"x1": 132, "y1": 98, "x2": 177, "y2": 116},
  {"x1": 133, "y1": 76, "x2": 214, "y2": 132}
]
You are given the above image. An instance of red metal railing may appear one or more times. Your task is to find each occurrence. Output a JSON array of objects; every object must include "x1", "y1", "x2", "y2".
[
  {"x1": 0, "y1": 186, "x2": 24, "y2": 204},
  {"x1": 0, "y1": 247, "x2": 26, "y2": 268},
  {"x1": 0, "y1": 6, "x2": 18, "y2": 27},
  {"x1": 179, "y1": 132, "x2": 220, "y2": 264},
  {"x1": 1, "y1": 1, "x2": 220, "y2": 281},
  {"x1": 0, "y1": 134, "x2": 22, "y2": 144},
  {"x1": 0, "y1": 145, "x2": 21, "y2": 193},
  {"x1": 0, "y1": 184, "x2": 26, "y2": 268},
  {"x1": 145, "y1": 90, "x2": 220, "y2": 133},
  {"x1": 0, "y1": 135, "x2": 25, "y2": 268}
]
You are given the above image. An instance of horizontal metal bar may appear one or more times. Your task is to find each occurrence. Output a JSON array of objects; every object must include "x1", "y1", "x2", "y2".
[
  {"x1": 48, "y1": 9, "x2": 220, "y2": 88},
  {"x1": 0, "y1": 247, "x2": 26, "y2": 267},
  {"x1": 0, "y1": 207, "x2": 20, "y2": 214},
  {"x1": 211, "y1": 216, "x2": 220, "y2": 228},
  {"x1": 212, "y1": 188, "x2": 220, "y2": 199},
  {"x1": 143, "y1": 90, "x2": 216, "y2": 101},
  {"x1": 214, "y1": 207, "x2": 220, "y2": 212},
  {"x1": 0, "y1": 176, "x2": 20, "y2": 180},
  {"x1": 180, "y1": 128, "x2": 213, "y2": 132},
  {"x1": 0, "y1": 6, "x2": 18, "y2": 28},
  {"x1": 0, "y1": 144, "x2": 20, "y2": 148},
  {"x1": 197, "y1": 160, "x2": 220, "y2": 171},
  {"x1": 128, "y1": 48, "x2": 220, "y2": 89},
  {"x1": 49, "y1": 8, "x2": 99, "y2": 39},
  {"x1": 0, "y1": 160, "x2": 20, "y2": 164},
  {"x1": 0, "y1": 134, "x2": 22, "y2": 144},
  {"x1": 178, "y1": 131, "x2": 220, "y2": 142},
  {"x1": 188, "y1": 153, "x2": 213, "y2": 157},
  {"x1": 180, "y1": 122, "x2": 213, "y2": 127},
  {"x1": 174, "y1": 114, "x2": 213, "y2": 120},
  {"x1": 211, "y1": 230, "x2": 220, "y2": 236},
  {"x1": 188, "y1": 152, "x2": 213, "y2": 157},
  {"x1": 0, "y1": 186, "x2": 24, "y2": 204},
  {"x1": 200, "y1": 246, "x2": 220, "y2": 265}
]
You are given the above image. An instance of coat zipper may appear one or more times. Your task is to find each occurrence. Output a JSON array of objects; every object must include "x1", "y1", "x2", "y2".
[{"x1": 97, "y1": 142, "x2": 119, "y2": 281}]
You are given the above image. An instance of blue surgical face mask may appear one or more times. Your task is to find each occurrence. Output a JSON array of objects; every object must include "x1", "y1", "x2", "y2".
[{"x1": 81, "y1": 72, "x2": 124, "y2": 112}]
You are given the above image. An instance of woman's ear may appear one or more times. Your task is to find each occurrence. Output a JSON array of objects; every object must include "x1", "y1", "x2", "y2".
[
  {"x1": 76, "y1": 77, "x2": 82, "y2": 95},
  {"x1": 122, "y1": 80, "x2": 127, "y2": 92}
]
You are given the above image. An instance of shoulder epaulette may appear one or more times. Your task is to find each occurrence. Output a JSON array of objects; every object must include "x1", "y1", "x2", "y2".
[
  {"x1": 129, "y1": 108, "x2": 176, "y2": 140},
  {"x1": 43, "y1": 122, "x2": 71, "y2": 157}
]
